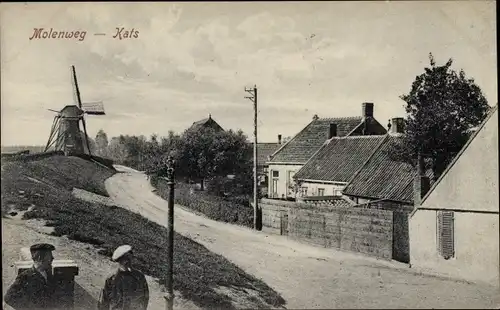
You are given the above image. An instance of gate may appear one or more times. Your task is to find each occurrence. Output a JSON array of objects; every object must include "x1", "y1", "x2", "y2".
[
  {"x1": 280, "y1": 212, "x2": 289, "y2": 236},
  {"x1": 392, "y1": 210, "x2": 410, "y2": 263}
]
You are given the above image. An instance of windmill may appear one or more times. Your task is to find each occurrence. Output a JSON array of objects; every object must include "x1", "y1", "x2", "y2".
[{"x1": 44, "y1": 65, "x2": 105, "y2": 156}]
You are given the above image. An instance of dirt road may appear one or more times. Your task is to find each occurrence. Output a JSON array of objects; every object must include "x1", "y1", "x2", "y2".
[{"x1": 106, "y1": 166, "x2": 500, "y2": 309}]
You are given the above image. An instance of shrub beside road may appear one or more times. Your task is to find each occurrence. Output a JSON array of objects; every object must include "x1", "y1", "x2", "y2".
[{"x1": 153, "y1": 177, "x2": 254, "y2": 228}]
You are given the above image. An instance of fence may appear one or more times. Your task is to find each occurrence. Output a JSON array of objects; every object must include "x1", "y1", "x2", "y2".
[{"x1": 261, "y1": 198, "x2": 410, "y2": 262}]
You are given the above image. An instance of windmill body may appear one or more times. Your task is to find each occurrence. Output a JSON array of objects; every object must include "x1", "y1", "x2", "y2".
[
  {"x1": 44, "y1": 66, "x2": 105, "y2": 156},
  {"x1": 54, "y1": 105, "x2": 85, "y2": 155}
]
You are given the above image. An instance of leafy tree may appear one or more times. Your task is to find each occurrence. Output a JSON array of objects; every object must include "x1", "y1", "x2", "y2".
[
  {"x1": 142, "y1": 133, "x2": 178, "y2": 176},
  {"x1": 118, "y1": 135, "x2": 148, "y2": 169},
  {"x1": 107, "y1": 136, "x2": 129, "y2": 164},
  {"x1": 282, "y1": 136, "x2": 292, "y2": 144},
  {"x1": 288, "y1": 178, "x2": 304, "y2": 200},
  {"x1": 95, "y1": 129, "x2": 109, "y2": 157},
  {"x1": 391, "y1": 53, "x2": 490, "y2": 180},
  {"x1": 175, "y1": 127, "x2": 252, "y2": 192}
]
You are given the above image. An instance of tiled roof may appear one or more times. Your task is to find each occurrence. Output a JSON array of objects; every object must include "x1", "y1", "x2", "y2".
[
  {"x1": 188, "y1": 116, "x2": 223, "y2": 132},
  {"x1": 342, "y1": 135, "x2": 434, "y2": 204},
  {"x1": 294, "y1": 135, "x2": 386, "y2": 182},
  {"x1": 192, "y1": 118, "x2": 210, "y2": 127},
  {"x1": 255, "y1": 143, "x2": 281, "y2": 166},
  {"x1": 269, "y1": 117, "x2": 364, "y2": 163}
]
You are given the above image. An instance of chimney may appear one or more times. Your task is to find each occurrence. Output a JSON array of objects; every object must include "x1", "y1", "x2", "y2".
[
  {"x1": 278, "y1": 134, "x2": 282, "y2": 144},
  {"x1": 413, "y1": 153, "x2": 431, "y2": 206},
  {"x1": 313, "y1": 114, "x2": 319, "y2": 121},
  {"x1": 328, "y1": 123, "x2": 337, "y2": 139},
  {"x1": 362, "y1": 102, "x2": 374, "y2": 118},
  {"x1": 389, "y1": 117, "x2": 405, "y2": 134}
]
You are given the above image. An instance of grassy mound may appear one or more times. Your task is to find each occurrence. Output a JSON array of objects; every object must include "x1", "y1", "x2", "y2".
[
  {"x1": 153, "y1": 178, "x2": 254, "y2": 228},
  {"x1": 1, "y1": 156, "x2": 285, "y2": 309}
]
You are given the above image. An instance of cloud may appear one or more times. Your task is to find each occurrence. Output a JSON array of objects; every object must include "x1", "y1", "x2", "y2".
[{"x1": 0, "y1": 2, "x2": 496, "y2": 146}]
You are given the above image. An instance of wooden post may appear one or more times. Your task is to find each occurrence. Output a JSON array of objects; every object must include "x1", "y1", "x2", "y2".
[
  {"x1": 245, "y1": 85, "x2": 261, "y2": 231},
  {"x1": 253, "y1": 86, "x2": 260, "y2": 231},
  {"x1": 165, "y1": 156, "x2": 175, "y2": 310}
]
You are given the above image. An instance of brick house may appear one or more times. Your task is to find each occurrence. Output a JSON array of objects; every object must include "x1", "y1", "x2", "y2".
[
  {"x1": 342, "y1": 118, "x2": 434, "y2": 206},
  {"x1": 408, "y1": 105, "x2": 499, "y2": 286},
  {"x1": 266, "y1": 102, "x2": 387, "y2": 200},
  {"x1": 255, "y1": 136, "x2": 282, "y2": 196},
  {"x1": 293, "y1": 135, "x2": 386, "y2": 198}
]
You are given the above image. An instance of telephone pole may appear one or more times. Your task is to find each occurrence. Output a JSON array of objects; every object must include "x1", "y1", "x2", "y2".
[
  {"x1": 165, "y1": 156, "x2": 175, "y2": 310},
  {"x1": 245, "y1": 85, "x2": 261, "y2": 231}
]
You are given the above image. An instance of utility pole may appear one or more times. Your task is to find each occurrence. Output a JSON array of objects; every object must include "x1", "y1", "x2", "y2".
[
  {"x1": 245, "y1": 85, "x2": 261, "y2": 231},
  {"x1": 165, "y1": 156, "x2": 175, "y2": 310}
]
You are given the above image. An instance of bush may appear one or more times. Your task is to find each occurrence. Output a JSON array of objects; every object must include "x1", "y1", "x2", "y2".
[{"x1": 154, "y1": 179, "x2": 254, "y2": 228}]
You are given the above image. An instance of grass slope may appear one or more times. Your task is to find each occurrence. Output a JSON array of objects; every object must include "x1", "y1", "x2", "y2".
[{"x1": 1, "y1": 156, "x2": 285, "y2": 309}]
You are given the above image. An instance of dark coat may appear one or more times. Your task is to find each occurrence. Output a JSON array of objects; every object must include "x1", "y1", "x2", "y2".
[
  {"x1": 98, "y1": 268, "x2": 149, "y2": 310},
  {"x1": 4, "y1": 267, "x2": 57, "y2": 310}
]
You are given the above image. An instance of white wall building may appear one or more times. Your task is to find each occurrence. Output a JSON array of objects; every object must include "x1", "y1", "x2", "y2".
[{"x1": 409, "y1": 106, "x2": 499, "y2": 287}]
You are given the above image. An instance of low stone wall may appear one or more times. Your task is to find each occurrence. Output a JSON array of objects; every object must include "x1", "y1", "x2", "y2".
[{"x1": 261, "y1": 198, "x2": 394, "y2": 260}]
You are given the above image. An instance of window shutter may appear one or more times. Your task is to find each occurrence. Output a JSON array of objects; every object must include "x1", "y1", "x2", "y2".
[{"x1": 437, "y1": 211, "x2": 455, "y2": 259}]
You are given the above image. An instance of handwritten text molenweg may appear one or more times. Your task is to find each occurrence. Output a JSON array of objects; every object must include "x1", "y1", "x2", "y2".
[{"x1": 29, "y1": 28, "x2": 140, "y2": 41}]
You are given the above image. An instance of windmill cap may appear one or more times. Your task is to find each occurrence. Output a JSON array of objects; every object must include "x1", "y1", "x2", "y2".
[{"x1": 112, "y1": 245, "x2": 132, "y2": 261}]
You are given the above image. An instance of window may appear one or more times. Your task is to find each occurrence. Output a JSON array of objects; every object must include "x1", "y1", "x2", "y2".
[
  {"x1": 272, "y1": 171, "x2": 279, "y2": 178},
  {"x1": 437, "y1": 211, "x2": 455, "y2": 260},
  {"x1": 300, "y1": 187, "x2": 308, "y2": 197},
  {"x1": 318, "y1": 188, "x2": 325, "y2": 196}
]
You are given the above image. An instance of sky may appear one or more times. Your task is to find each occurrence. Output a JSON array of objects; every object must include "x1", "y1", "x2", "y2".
[{"x1": 0, "y1": 1, "x2": 497, "y2": 146}]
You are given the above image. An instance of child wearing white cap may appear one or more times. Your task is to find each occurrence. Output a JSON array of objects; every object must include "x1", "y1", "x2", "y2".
[{"x1": 98, "y1": 245, "x2": 149, "y2": 310}]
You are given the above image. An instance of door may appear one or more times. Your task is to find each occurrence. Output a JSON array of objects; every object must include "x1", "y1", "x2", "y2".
[
  {"x1": 280, "y1": 212, "x2": 289, "y2": 236},
  {"x1": 392, "y1": 210, "x2": 410, "y2": 263}
]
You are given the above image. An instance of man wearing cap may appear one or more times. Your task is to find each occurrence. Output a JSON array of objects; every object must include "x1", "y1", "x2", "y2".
[
  {"x1": 98, "y1": 245, "x2": 149, "y2": 310},
  {"x1": 4, "y1": 243, "x2": 58, "y2": 309}
]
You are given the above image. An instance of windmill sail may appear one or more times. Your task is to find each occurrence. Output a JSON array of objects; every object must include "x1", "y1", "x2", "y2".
[
  {"x1": 70, "y1": 65, "x2": 92, "y2": 155},
  {"x1": 71, "y1": 65, "x2": 83, "y2": 108},
  {"x1": 81, "y1": 101, "x2": 105, "y2": 115}
]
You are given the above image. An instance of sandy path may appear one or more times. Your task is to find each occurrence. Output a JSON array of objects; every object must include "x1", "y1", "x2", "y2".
[{"x1": 106, "y1": 166, "x2": 500, "y2": 309}]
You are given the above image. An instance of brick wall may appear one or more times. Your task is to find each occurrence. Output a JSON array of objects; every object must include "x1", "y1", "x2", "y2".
[{"x1": 261, "y1": 198, "x2": 394, "y2": 260}]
